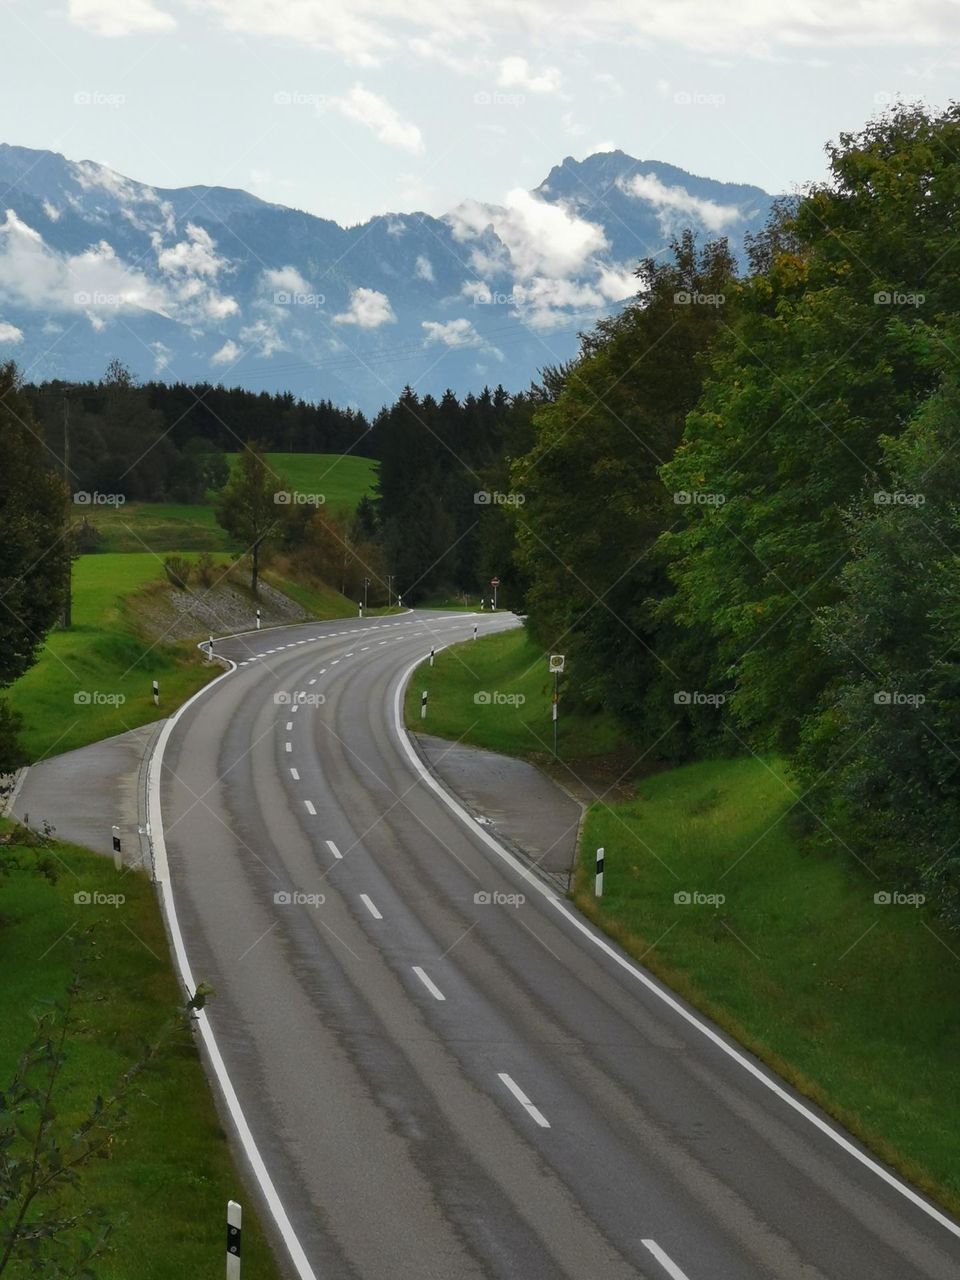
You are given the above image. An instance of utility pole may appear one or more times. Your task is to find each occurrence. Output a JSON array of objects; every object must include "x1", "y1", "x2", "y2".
[
  {"x1": 386, "y1": 573, "x2": 395, "y2": 608},
  {"x1": 363, "y1": 576, "x2": 370, "y2": 609}
]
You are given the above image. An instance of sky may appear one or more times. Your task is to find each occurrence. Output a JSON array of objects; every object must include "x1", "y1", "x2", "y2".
[{"x1": 2, "y1": 0, "x2": 960, "y2": 226}]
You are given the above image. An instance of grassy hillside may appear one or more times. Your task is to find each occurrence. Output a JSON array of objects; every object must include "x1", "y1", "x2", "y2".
[
  {"x1": 0, "y1": 821, "x2": 281, "y2": 1279},
  {"x1": 88, "y1": 454, "x2": 378, "y2": 553},
  {"x1": 405, "y1": 630, "x2": 960, "y2": 1213},
  {"x1": 227, "y1": 451, "x2": 378, "y2": 510},
  {"x1": 403, "y1": 627, "x2": 625, "y2": 762},
  {"x1": 6, "y1": 554, "x2": 219, "y2": 761}
]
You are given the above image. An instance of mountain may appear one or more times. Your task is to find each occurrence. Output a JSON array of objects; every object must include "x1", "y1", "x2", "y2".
[{"x1": 0, "y1": 144, "x2": 775, "y2": 412}]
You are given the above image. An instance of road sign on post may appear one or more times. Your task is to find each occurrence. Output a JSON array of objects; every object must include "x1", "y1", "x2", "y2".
[
  {"x1": 548, "y1": 655, "x2": 565, "y2": 755},
  {"x1": 226, "y1": 1200, "x2": 241, "y2": 1278},
  {"x1": 490, "y1": 577, "x2": 500, "y2": 610}
]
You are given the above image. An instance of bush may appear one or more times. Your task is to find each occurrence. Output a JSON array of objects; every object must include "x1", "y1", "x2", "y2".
[
  {"x1": 194, "y1": 552, "x2": 218, "y2": 588},
  {"x1": 163, "y1": 555, "x2": 193, "y2": 590}
]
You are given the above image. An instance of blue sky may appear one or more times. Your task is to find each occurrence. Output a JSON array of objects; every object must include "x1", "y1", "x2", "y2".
[{"x1": 3, "y1": 0, "x2": 960, "y2": 223}]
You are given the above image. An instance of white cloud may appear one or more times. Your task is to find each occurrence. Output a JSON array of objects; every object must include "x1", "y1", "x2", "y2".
[
  {"x1": 42, "y1": 200, "x2": 61, "y2": 222},
  {"x1": 0, "y1": 321, "x2": 23, "y2": 344},
  {"x1": 239, "y1": 318, "x2": 285, "y2": 356},
  {"x1": 448, "y1": 189, "x2": 607, "y2": 279},
  {"x1": 619, "y1": 172, "x2": 741, "y2": 231},
  {"x1": 156, "y1": 223, "x2": 225, "y2": 277},
  {"x1": 422, "y1": 317, "x2": 481, "y2": 347},
  {"x1": 415, "y1": 254, "x2": 434, "y2": 282},
  {"x1": 69, "y1": 0, "x2": 175, "y2": 37},
  {"x1": 262, "y1": 265, "x2": 312, "y2": 295},
  {"x1": 211, "y1": 339, "x2": 240, "y2": 365},
  {"x1": 334, "y1": 287, "x2": 396, "y2": 327},
  {"x1": 325, "y1": 84, "x2": 424, "y2": 154},
  {"x1": 497, "y1": 55, "x2": 561, "y2": 94}
]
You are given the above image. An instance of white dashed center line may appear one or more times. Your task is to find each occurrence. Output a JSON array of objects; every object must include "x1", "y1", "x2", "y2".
[
  {"x1": 325, "y1": 840, "x2": 343, "y2": 860},
  {"x1": 304, "y1": 800, "x2": 316, "y2": 816},
  {"x1": 290, "y1": 768, "x2": 300, "y2": 781},
  {"x1": 360, "y1": 894, "x2": 382, "y2": 920},
  {"x1": 286, "y1": 721, "x2": 293, "y2": 731},
  {"x1": 498, "y1": 1073, "x2": 550, "y2": 1128},
  {"x1": 284, "y1": 742, "x2": 292, "y2": 753},
  {"x1": 412, "y1": 966, "x2": 445, "y2": 1001},
  {"x1": 642, "y1": 1241, "x2": 692, "y2": 1280}
]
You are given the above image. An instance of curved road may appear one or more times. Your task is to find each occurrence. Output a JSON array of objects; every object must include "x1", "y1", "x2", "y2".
[{"x1": 155, "y1": 609, "x2": 960, "y2": 1280}]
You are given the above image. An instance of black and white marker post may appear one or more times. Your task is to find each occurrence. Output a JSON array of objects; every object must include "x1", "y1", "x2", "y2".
[
  {"x1": 429, "y1": 647, "x2": 435, "y2": 667},
  {"x1": 151, "y1": 679, "x2": 159, "y2": 707},
  {"x1": 420, "y1": 689, "x2": 428, "y2": 720},
  {"x1": 226, "y1": 1200, "x2": 241, "y2": 1278},
  {"x1": 473, "y1": 623, "x2": 478, "y2": 641},
  {"x1": 111, "y1": 824, "x2": 121, "y2": 871},
  {"x1": 595, "y1": 846, "x2": 605, "y2": 897},
  {"x1": 256, "y1": 607, "x2": 261, "y2": 631}
]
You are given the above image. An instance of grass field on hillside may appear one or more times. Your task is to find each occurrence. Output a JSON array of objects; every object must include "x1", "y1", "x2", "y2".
[
  {"x1": 6, "y1": 554, "x2": 220, "y2": 761},
  {"x1": 228, "y1": 451, "x2": 378, "y2": 510},
  {"x1": 0, "y1": 821, "x2": 281, "y2": 1279},
  {"x1": 404, "y1": 629, "x2": 960, "y2": 1212},
  {"x1": 88, "y1": 454, "x2": 378, "y2": 553},
  {"x1": 404, "y1": 628, "x2": 625, "y2": 761}
]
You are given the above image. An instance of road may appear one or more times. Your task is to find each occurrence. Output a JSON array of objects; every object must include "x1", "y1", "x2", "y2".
[{"x1": 154, "y1": 609, "x2": 960, "y2": 1280}]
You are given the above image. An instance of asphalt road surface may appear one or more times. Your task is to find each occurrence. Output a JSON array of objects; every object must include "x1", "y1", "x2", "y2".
[{"x1": 154, "y1": 609, "x2": 960, "y2": 1280}]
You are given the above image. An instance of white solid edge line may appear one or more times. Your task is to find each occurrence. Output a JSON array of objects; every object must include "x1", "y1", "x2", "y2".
[
  {"x1": 326, "y1": 840, "x2": 343, "y2": 859},
  {"x1": 412, "y1": 965, "x2": 446, "y2": 1001},
  {"x1": 360, "y1": 893, "x2": 382, "y2": 920},
  {"x1": 392, "y1": 650, "x2": 960, "y2": 1241},
  {"x1": 497, "y1": 1072, "x2": 550, "y2": 1128},
  {"x1": 642, "y1": 1240, "x2": 692, "y2": 1280},
  {"x1": 304, "y1": 801, "x2": 316, "y2": 815},
  {"x1": 146, "y1": 660, "x2": 318, "y2": 1280}
]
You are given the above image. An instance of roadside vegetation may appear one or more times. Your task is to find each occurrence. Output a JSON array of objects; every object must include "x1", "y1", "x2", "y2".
[
  {"x1": 409, "y1": 630, "x2": 960, "y2": 1213},
  {"x1": 0, "y1": 819, "x2": 281, "y2": 1278}
]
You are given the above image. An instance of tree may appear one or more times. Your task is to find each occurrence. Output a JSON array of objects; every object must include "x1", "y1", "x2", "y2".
[
  {"x1": 0, "y1": 362, "x2": 69, "y2": 769},
  {"x1": 214, "y1": 443, "x2": 280, "y2": 596},
  {"x1": 513, "y1": 233, "x2": 737, "y2": 754}
]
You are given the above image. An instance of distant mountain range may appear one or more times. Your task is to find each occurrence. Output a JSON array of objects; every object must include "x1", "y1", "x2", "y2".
[{"x1": 0, "y1": 143, "x2": 775, "y2": 412}]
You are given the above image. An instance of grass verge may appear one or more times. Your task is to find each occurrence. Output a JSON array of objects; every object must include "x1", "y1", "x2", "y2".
[
  {"x1": 406, "y1": 631, "x2": 960, "y2": 1215},
  {"x1": 0, "y1": 820, "x2": 281, "y2": 1279},
  {"x1": 6, "y1": 554, "x2": 218, "y2": 762},
  {"x1": 404, "y1": 628, "x2": 624, "y2": 763}
]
